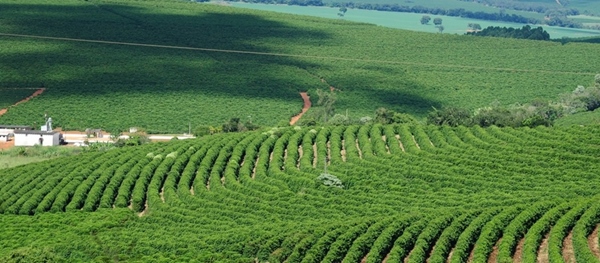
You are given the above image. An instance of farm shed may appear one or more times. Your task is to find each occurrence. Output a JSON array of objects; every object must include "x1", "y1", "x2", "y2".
[
  {"x1": 0, "y1": 132, "x2": 9, "y2": 142},
  {"x1": 0, "y1": 125, "x2": 32, "y2": 134},
  {"x1": 14, "y1": 130, "x2": 60, "y2": 146}
]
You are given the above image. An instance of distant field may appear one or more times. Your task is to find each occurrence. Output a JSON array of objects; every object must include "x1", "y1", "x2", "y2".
[
  {"x1": 321, "y1": 0, "x2": 547, "y2": 20},
  {"x1": 229, "y1": 2, "x2": 600, "y2": 38},
  {"x1": 0, "y1": 0, "x2": 598, "y2": 133}
]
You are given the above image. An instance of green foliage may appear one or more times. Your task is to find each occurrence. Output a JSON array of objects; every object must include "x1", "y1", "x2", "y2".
[
  {"x1": 1, "y1": 124, "x2": 600, "y2": 261},
  {"x1": 1, "y1": 247, "x2": 64, "y2": 263},
  {"x1": 316, "y1": 173, "x2": 344, "y2": 188},
  {"x1": 467, "y1": 25, "x2": 551, "y2": 41},
  {"x1": 375, "y1": 107, "x2": 419, "y2": 124},
  {"x1": 427, "y1": 107, "x2": 472, "y2": 126},
  {"x1": 1, "y1": 0, "x2": 596, "y2": 132},
  {"x1": 420, "y1": 15, "x2": 431, "y2": 25}
]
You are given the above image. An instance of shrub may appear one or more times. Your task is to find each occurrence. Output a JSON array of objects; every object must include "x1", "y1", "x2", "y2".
[{"x1": 316, "y1": 173, "x2": 344, "y2": 188}]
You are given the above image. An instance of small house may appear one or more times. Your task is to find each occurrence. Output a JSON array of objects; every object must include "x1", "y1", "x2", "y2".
[{"x1": 14, "y1": 130, "x2": 60, "y2": 146}]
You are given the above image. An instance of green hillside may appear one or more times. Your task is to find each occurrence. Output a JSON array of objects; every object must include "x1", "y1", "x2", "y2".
[
  {"x1": 0, "y1": 0, "x2": 597, "y2": 132},
  {"x1": 1, "y1": 124, "x2": 600, "y2": 262}
]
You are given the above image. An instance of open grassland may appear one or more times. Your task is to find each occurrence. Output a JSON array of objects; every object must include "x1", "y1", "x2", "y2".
[
  {"x1": 320, "y1": 0, "x2": 547, "y2": 20},
  {"x1": 228, "y1": 3, "x2": 600, "y2": 38},
  {"x1": 0, "y1": 0, "x2": 598, "y2": 133},
  {"x1": 1, "y1": 124, "x2": 600, "y2": 262}
]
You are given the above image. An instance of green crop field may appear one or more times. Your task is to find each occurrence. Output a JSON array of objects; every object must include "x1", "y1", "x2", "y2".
[
  {"x1": 0, "y1": 89, "x2": 40, "y2": 109},
  {"x1": 0, "y1": 0, "x2": 598, "y2": 133},
  {"x1": 1, "y1": 124, "x2": 600, "y2": 262}
]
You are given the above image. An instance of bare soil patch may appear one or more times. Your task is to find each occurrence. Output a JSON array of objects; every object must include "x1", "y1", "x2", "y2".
[
  {"x1": 297, "y1": 145, "x2": 303, "y2": 169},
  {"x1": 537, "y1": 233, "x2": 550, "y2": 263},
  {"x1": 340, "y1": 139, "x2": 346, "y2": 162},
  {"x1": 513, "y1": 238, "x2": 525, "y2": 263},
  {"x1": 0, "y1": 140, "x2": 15, "y2": 150},
  {"x1": 355, "y1": 139, "x2": 363, "y2": 159},
  {"x1": 446, "y1": 246, "x2": 455, "y2": 263},
  {"x1": 487, "y1": 238, "x2": 502, "y2": 263},
  {"x1": 160, "y1": 187, "x2": 165, "y2": 203},
  {"x1": 562, "y1": 231, "x2": 575, "y2": 263},
  {"x1": 289, "y1": 92, "x2": 311, "y2": 125},
  {"x1": 412, "y1": 135, "x2": 421, "y2": 150},
  {"x1": 589, "y1": 224, "x2": 600, "y2": 259},
  {"x1": 395, "y1": 135, "x2": 405, "y2": 152}
]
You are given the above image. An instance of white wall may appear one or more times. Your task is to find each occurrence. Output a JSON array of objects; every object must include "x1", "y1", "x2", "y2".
[{"x1": 14, "y1": 133, "x2": 59, "y2": 146}]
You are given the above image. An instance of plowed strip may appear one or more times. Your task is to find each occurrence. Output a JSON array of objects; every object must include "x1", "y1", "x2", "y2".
[
  {"x1": 446, "y1": 247, "x2": 455, "y2": 263},
  {"x1": 589, "y1": 224, "x2": 600, "y2": 259},
  {"x1": 562, "y1": 231, "x2": 575, "y2": 263},
  {"x1": 487, "y1": 238, "x2": 501, "y2": 263},
  {"x1": 537, "y1": 233, "x2": 549, "y2": 263},
  {"x1": 412, "y1": 135, "x2": 421, "y2": 150},
  {"x1": 513, "y1": 238, "x2": 525, "y2": 263},
  {"x1": 395, "y1": 135, "x2": 405, "y2": 152}
]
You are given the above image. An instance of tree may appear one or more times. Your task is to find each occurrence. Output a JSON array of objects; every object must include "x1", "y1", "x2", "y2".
[
  {"x1": 420, "y1": 15, "x2": 431, "y2": 25},
  {"x1": 468, "y1": 23, "x2": 482, "y2": 31},
  {"x1": 316, "y1": 89, "x2": 336, "y2": 123},
  {"x1": 433, "y1": 17, "x2": 443, "y2": 25},
  {"x1": 427, "y1": 107, "x2": 471, "y2": 126},
  {"x1": 338, "y1": 6, "x2": 347, "y2": 17},
  {"x1": 436, "y1": 25, "x2": 445, "y2": 33}
]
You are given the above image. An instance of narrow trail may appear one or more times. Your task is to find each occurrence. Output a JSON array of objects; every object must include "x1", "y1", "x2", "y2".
[
  {"x1": 290, "y1": 92, "x2": 311, "y2": 125},
  {"x1": 0, "y1": 88, "x2": 45, "y2": 116}
]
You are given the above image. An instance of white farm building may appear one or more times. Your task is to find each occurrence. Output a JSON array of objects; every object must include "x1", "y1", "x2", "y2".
[
  {"x1": 0, "y1": 125, "x2": 32, "y2": 144},
  {"x1": 14, "y1": 130, "x2": 60, "y2": 146}
]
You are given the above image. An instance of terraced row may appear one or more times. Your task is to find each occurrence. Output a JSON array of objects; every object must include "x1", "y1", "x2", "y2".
[{"x1": 1, "y1": 124, "x2": 599, "y2": 262}]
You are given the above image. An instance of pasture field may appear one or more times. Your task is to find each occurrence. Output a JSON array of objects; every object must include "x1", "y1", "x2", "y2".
[
  {"x1": 228, "y1": 2, "x2": 600, "y2": 38},
  {"x1": 319, "y1": 0, "x2": 547, "y2": 20},
  {"x1": 1, "y1": 124, "x2": 600, "y2": 262},
  {"x1": 0, "y1": 0, "x2": 599, "y2": 133}
]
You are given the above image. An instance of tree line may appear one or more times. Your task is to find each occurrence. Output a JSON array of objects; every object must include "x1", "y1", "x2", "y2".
[
  {"x1": 294, "y1": 75, "x2": 600, "y2": 129},
  {"x1": 466, "y1": 25, "x2": 550, "y2": 41}
]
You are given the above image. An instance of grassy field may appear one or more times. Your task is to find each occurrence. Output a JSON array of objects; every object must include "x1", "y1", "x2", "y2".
[
  {"x1": 321, "y1": 0, "x2": 548, "y2": 20},
  {"x1": 0, "y1": 156, "x2": 50, "y2": 170},
  {"x1": 0, "y1": 0, "x2": 598, "y2": 133},
  {"x1": 229, "y1": 2, "x2": 600, "y2": 38},
  {"x1": 0, "y1": 145, "x2": 82, "y2": 169},
  {"x1": 1, "y1": 124, "x2": 600, "y2": 261}
]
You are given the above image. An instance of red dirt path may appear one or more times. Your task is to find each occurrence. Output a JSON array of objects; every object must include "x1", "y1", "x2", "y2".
[
  {"x1": 289, "y1": 92, "x2": 311, "y2": 125},
  {"x1": 0, "y1": 88, "x2": 46, "y2": 116}
]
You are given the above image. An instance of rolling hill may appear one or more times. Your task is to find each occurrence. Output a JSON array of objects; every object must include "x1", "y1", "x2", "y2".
[
  {"x1": 1, "y1": 124, "x2": 600, "y2": 262},
  {"x1": 0, "y1": 0, "x2": 598, "y2": 133}
]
